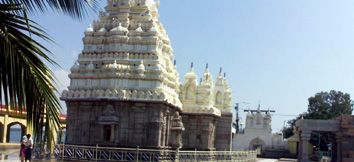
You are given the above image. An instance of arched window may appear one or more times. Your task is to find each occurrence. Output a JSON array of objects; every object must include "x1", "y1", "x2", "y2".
[
  {"x1": 249, "y1": 137, "x2": 265, "y2": 150},
  {"x1": 215, "y1": 91, "x2": 222, "y2": 104},
  {"x1": 185, "y1": 85, "x2": 194, "y2": 99}
]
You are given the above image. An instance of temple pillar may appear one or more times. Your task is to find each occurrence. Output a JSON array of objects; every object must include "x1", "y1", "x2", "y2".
[
  {"x1": 335, "y1": 133, "x2": 342, "y2": 162},
  {"x1": 165, "y1": 112, "x2": 170, "y2": 146},
  {"x1": 170, "y1": 112, "x2": 184, "y2": 149},
  {"x1": 161, "y1": 118, "x2": 166, "y2": 147},
  {"x1": 299, "y1": 130, "x2": 311, "y2": 162}
]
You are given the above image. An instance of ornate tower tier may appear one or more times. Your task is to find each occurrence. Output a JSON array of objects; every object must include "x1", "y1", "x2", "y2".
[
  {"x1": 61, "y1": 0, "x2": 183, "y2": 149},
  {"x1": 62, "y1": 0, "x2": 181, "y2": 109}
]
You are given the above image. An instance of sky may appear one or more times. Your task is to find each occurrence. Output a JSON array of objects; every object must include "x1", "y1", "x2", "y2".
[{"x1": 31, "y1": 0, "x2": 354, "y2": 132}]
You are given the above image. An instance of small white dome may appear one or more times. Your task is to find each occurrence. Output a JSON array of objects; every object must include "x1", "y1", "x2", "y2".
[
  {"x1": 110, "y1": 23, "x2": 129, "y2": 33},
  {"x1": 135, "y1": 24, "x2": 144, "y2": 32},
  {"x1": 70, "y1": 61, "x2": 80, "y2": 72},
  {"x1": 215, "y1": 74, "x2": 224, "y2": 85},
  {"x1": 184, "y1": 62, "x2": 197, "y2": 79},
  {"x1": 87, "y1": 62, "x2": 95, "y2": 71},
  {"x1": 98, "y1": 27, "x2": 107, "y2": 32},
  {"x1": 109, "y1": 60, "x2": 118, "y2": 69},
  {"x1": 103, "y1": 60, "x2": 118, "y2": 71},
  {"x1": 85, "y1": 24, "x2": 94, "y2": 32},
  {"x1": 137, "y1": 61, "x2": 145, "y2": 72},
  {"x1": 184, "y1": 70, "x2": 197, "y2": 80},
  {"x1": 149, "y1": 26, "x2": 157, "y2": 32}
]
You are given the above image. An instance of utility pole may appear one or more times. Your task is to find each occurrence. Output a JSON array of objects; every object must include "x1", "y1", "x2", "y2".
[{"x1": 235, "y1": 103, "x2": 240, "y2": 133}]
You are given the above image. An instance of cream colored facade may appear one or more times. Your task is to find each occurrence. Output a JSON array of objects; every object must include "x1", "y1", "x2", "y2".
[
  {"x1": 62, "y1": 0, "x2": 182, "y2": 109},
  {"x1": 179, "y1": 65, "x2": 232, "y2": 116},
  {"x1": 179, "y1": 65, "x2": 233, "y2": 150}
]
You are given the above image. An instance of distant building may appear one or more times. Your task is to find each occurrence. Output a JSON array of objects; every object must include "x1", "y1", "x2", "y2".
[
  {"x1": 232, "y1": 106, "x2": 285, "y2": 151},
  {"x1": 294, "y1": 115, "x2": 354, "y2": 162}
]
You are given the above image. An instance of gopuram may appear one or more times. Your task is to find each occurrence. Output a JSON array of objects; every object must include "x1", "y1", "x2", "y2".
[{"x1": 61, "y1": 0, "x2": 233, "y2": 151}]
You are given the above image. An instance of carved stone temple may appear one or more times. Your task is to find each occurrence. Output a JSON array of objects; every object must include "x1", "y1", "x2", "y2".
[
  {"x1": 180, "y1": 65, "x2": 232, "y2": 150},
  {"x1": 61, "y1": 0, "x2": 233, "y2": 151}
]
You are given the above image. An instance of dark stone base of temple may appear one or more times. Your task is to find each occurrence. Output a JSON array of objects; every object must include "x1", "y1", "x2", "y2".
[
  {"x1": 181, "y1": 112, "x2": 233, "y2": 151},
  {"x1": 215, "y1": 112, "x2": 233, "y2": 151},
  {"x1": 65, "y1": 100, "x2": 233, "y2": 151},
  {"x1": 65, "y1": 100, "x2": 182, "y2": 149}
]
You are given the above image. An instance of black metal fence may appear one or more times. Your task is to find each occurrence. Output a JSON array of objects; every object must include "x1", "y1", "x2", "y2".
[{"x1": 34, "y1": 144, "x2": 257, "y2": 162}]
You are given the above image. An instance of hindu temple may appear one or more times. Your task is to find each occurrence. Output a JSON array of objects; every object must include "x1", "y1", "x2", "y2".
[{"x1": 61, "y1": 0, "x2": 233, "y2": 151}]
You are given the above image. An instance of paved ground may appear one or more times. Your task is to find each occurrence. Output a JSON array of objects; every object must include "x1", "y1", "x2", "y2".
[
  {"x1": 0, "y1": 149, "x2": 18, "y2": 162},
  {"x1": 257, "y1": 158, "x2": 278, "y2": 162},
  {"x1": 257, "y1": 158, "x2": 297, "y2": 162}
]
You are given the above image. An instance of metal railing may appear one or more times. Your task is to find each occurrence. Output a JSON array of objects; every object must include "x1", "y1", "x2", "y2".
[
  {"x1": 50, "y1": 144, "x2": 257, "y2": 162},
  {"x1": 178, "y1": 150, "x2": 256, "y2": 162},
  {"x1": 315, "y1": 151, "x2": 332, "y2": 161}
]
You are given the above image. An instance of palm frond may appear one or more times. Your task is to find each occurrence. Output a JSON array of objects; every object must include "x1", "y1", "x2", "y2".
[
  {"x1": 0, "y1": 0, "x2": 99, "y2": 19},
  {"x1": 0, "y1": 3, "x2": 60, "y2": 145}
]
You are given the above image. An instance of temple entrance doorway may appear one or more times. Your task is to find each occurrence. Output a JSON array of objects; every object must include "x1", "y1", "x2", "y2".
[
  {"x1": 310, "y1": 131, "x2": 336, "y2": 161},
  {"x1": 249, "y1": 137, "x2": 265, "y2": 153}
]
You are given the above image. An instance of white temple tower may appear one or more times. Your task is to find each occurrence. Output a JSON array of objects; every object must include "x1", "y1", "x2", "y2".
[
  {"x1": 179, "y1": 64, "x2": 233, "y2": 151},
  {"x1": 61, "y1": 0, "x2": 184, "y2": 148}
]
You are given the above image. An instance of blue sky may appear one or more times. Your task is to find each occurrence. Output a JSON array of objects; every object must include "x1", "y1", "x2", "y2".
[{"x1": 32, "y1": 0, "x2": 354, "y2": 132}]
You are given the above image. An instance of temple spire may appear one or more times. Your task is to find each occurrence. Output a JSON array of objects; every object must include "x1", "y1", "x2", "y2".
[
  {"x1": 218, "y1": 67, "x2": 223, "y2": 77},
  {"x1": 190, "y1": 62, "x2": 194, "y2": 72},
  {"x1": 203, "y1": 63, "x2": 210, "y2": 75}
]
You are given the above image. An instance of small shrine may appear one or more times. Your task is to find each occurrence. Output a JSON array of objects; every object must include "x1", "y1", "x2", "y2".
[{"x1": 233, "y1": 105, "x2": 274, "y2": 151}]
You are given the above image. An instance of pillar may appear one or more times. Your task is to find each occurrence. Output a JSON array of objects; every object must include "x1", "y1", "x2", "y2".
[
  {"x1": 2, "y1": 115, "x2": 8, "y2": 143},
  {"x1": 300, "y1": 130, "x2": 311, "y2": 162},
  {"x1": 161, "y1": 116, "x2": 166, "y2": 147},
  {"x1": 165, "y1": 112, "x2": 170, "y2": 146},
  {"x1": 335, "y1": 133, "x2": 342, "y2": 162}
]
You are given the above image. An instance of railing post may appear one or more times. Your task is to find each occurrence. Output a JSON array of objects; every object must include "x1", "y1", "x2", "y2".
[
  {"x1": 61, "y1": 144, "x2": 65, "y2": 161},
  {"x1": 194, "y1": 148, "x2": 197, "y2": 162},
  {"x1": 95, "y1": 144, "x2": 98, "y2": 162},
  {"x1": 136, "y1": 146, "x2": 139, "y2": 162},
  {"x1": 175, "y1": 148, "x2": 179, "y2": 162}
]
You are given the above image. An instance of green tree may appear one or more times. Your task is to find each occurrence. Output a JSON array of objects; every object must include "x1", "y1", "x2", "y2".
[
  {"x1": 0, "y1": 0, "x2": 98, "y2": 148},
  {"x1": 307, "y1": 90, "x2": 353, "y2": 119},
  {"x1": 283, "y1": 90, "x2": 353, "y2": 139},
  {"x1": 282, "y1": 115, "x2": 303, "y2": 139}
]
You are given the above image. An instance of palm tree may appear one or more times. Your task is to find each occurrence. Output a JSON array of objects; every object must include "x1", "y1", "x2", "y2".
[{"x1": 0, "y1": 0, "x2": 98, "y2": 148}]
